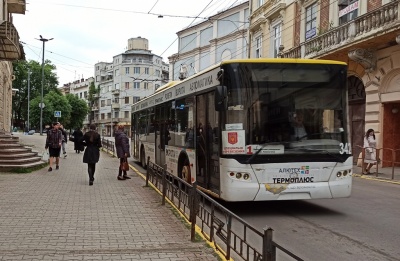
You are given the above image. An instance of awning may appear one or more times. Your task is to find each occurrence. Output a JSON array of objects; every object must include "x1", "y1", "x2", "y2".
[{"x1": 0, "y1": 21, "x2": 24, "y2": 61}]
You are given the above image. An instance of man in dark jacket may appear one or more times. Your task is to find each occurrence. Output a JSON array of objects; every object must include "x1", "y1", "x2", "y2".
[
  {"x1": 45, "y1": 122, "x2": 63, "y2": 171},
  {"x1": 114, "y1": 124, "x2": 131, "y2": 180}
]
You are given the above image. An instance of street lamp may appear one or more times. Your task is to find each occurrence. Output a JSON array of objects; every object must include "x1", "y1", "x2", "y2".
[
  {"x1": 27, "y1": 68, "x2": 31, "y2": 132},
  {"x1": 37, "y1": 35, "x2": 53, "y2": 135}
]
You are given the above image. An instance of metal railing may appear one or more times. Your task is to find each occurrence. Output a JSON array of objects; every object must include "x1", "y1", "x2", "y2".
[
  {"x1": 101, "y1": 137, "x2": 115, "y2": 155},
  {"x1": 146, "y1": 159, "x2": 304, "y2": 261},
  {"x1": 356, "y1": 145, "x2": 400, "y2": 180}
]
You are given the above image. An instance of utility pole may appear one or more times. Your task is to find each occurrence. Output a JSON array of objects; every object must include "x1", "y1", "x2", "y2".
[
  {"x1": 27, "y1": 68, "x2": 31, "y2": 132},
  {"x1": 37, "y1": 35, "x2": 53, "y2": 135}
]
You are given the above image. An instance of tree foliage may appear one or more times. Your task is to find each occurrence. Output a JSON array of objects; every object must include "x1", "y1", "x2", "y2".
[
  {"x1": 12, "y1": 60, "x2": 59, "y2": 128},
  {"x1": 29, "y1": 91, "x2": 72, "y2": 129},
  {"x1": 64, "y1": 94, "x2": 89, "y2": 130}
]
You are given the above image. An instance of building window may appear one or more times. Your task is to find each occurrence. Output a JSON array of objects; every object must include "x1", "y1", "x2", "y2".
[
  {"x1": 125, "y1": 97, "x2": 129, "y2": 104},
  {"x1": 125, "y1": 82, "x2": 130, "y2": 90},
  {"x1": 124, "y1": 111, "x2": 129, "y2": 118},
  {"x1": 144, "y1": 82, "x2": 148, "y2": 89},
  {"x1": 272, "y1": 23, "x2": 282, "y2": 58},
  {"x1": 155, "y1": 84, "x2": 160, "y2": 90},
  {"x1": 305, "y1": 3, "x2": 317, "y2": 40},
  {"x1": 107, "y1": 113, "x2": 111, "y2": 119},
  {"x1": 144, "y1": 67, "x2": 149, "y2": 74},
  {"x1": 101, "y1": 100, "x2": 105, "y2": 107},
  {"x1": 258, "y1": 0, "x2": 263, "y2": 8},
  {"x1": 114, "y1": 111, "x2": 119, "y2": 118},
  {"x1": 134, "y1": 67, "x2": 140, "y2": 74},
  {"x1": 134, "y1": 82, "x2": 140, "y2": 89},
  {"x1": 133, "y1": 96, "x2": 140, "y2": 103},
  {"x1": 155, "y1": 69, "x2": 160, "y2": 76},
  {"x1": 84, "y1": 91, "x2": 87, "y2": 99},
  {"x1": 107, "y1": 99, "x2": 111, "y2": 106},
  {"x1": 339, "y1": 0, "x2": 359, "y2": 25},
  {"x1": 125, "y1": 67, "x2": 129, "y2": 74},
  {"x1": 255, "y1": 36, "x2": 262, "y2": 58},
  {"x1": 101, "y1": 113, "x2": 105, "y2": 119}
]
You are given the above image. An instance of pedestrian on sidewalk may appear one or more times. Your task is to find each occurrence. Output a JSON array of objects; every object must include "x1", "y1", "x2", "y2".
[
  {"x1": 59, "y1": 124, "x2": 68, "y2": 158},
  {"x1": 363, "y1": 128, "x2": 377, "y2": 175},
  {"x1": 72, "y1": 127, "x2": 84, "y2": 153},
  {"x1": 45, "y1": 122, "x2": 63, "y2": 172},
  {"x1": 115, "y1": 124, "x2": 131, "y2": 180},
  {"x1": 82, "y1": 124, "x2": 102, "y2": 186}
]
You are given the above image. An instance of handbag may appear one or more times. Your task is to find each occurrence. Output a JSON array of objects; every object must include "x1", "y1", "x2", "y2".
[
  {"x1": 42, "y1": 151, "x2": 49, "y2": 162},
  {"x1": 121, "y1": 158, "x2": 129, "y2": 171},
  {"x1": 69, "y1": 135, "x2": 75, "y2": 142}
]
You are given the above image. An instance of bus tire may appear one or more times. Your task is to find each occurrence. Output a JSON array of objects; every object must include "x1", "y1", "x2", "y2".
[
  {"x1": 179, "y1": 157, "x2": 191, "y2": 183},
  {"x1": 140, "y1": 147, "x2": 147, "y2": 169}
]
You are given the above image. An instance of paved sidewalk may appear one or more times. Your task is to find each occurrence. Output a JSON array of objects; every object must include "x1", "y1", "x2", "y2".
[{"x1": 0, "y1": 133, "x2": 218, "y2": 260}]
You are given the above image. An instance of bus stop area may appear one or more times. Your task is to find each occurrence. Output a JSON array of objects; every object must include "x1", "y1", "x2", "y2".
[{"x1": 0, "y1": 133, "x2": 218, "y2": 260}]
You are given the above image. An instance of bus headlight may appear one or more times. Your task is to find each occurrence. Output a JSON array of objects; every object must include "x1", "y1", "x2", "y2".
[
  {"x1": 343, "y1": 170, "x2": 348, "y2": 176},
  {"x1": 336, "y1": 172, "x2": 342, "y2": 177},
  {"x1": 227, "y1": 172, "x2": 251, "y2": 181}
]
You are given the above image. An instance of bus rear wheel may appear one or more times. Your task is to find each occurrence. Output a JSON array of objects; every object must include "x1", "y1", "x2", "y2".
[{"x1": 140, "y1": 149, "x2": 147, "y2": 169}]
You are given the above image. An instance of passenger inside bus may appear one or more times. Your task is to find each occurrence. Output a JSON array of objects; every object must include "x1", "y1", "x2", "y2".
[{"x1": 291, "y1": 111, "x2": 307, "y2": 141}]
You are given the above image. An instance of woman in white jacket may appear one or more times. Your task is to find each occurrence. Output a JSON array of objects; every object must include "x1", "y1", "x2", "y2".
[{"x1": 363, "y1": 129, "x2": 377, "y2": 174}]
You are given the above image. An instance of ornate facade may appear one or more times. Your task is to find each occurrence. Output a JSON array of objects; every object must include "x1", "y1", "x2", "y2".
[
  {"x1": 249, "y1": 0, "x2": 400, "y2": 166},
  {"x1": 0, "y1": 0, "x2": 26, "y2": 133}
]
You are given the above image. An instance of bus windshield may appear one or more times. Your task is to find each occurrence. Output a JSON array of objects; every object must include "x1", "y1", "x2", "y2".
[{"x1": 221, "y1": 62, "x2": 349, "y2": 158}]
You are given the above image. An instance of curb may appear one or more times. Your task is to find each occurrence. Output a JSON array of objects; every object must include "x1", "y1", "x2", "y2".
[{"x1": 353, "y1": 173, "x2": 400, "y2": 185}]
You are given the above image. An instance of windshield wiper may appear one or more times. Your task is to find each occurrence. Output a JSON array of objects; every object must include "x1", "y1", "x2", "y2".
[
  {"x1": 291, "y1": 148, "x2": 345, "y2": 162},
  {"x1": 246, "y1": 143, "x2": 268, "y2": 164}
]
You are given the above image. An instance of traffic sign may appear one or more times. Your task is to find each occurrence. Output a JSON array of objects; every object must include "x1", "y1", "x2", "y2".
[{"x1": 54, "y1": 111, "x2": 61, "y2": 117}]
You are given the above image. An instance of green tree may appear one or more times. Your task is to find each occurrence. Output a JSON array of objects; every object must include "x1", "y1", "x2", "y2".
[
  {"x1": 29, "y1": 91, "x2": 71, "y2": 130},
  {"x1": 64, "y1": 94, "x2": 89, "y2": 130},
  {"x1": 12, "y1": 59, "x2": 59, "y2": 129}
]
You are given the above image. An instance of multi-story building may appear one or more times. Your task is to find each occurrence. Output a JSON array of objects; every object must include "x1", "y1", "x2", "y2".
[
  {"x1": 249, "y1": 0, "x2": 400, "y2": 166},
  {"x1": 168, "y1": 1, "x2": 249, "y2": 81},
  {"x1": 60, "y1": 77, "x2": 95, "y2": 131},
  {"x1": 94, "y1": 37, "x2": 169, "y2": 137},
  {"x1": 0, "y1": 0, "x2": 25, "y2": 133}
]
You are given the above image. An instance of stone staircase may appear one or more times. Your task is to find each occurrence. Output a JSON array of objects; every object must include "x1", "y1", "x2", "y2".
[{"x1": 0, "y1": 132, "x2": 46, "y2": 172}]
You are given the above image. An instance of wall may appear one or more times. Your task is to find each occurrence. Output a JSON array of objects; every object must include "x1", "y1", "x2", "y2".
[{"x1": 0, "y1": 61, "x2": 13, "y2": 133}]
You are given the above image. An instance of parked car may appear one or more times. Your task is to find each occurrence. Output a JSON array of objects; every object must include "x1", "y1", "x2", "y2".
[{"x1": 28, "y1": 130, "x2": 36, "y2": 135}]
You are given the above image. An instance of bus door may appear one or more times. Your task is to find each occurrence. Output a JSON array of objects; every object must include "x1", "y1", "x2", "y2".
[
  {"x1": 155, "y1": 105, "x2": 166, "y2": 167},
  {"x1": 132, "y1": 113, "x2": 139, "y2": 159},
  {"x1": 196, "y1": 92, "x2": 220, "y2": 193}
]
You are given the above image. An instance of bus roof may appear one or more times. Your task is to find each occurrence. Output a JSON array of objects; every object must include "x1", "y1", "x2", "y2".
[
  {"x1": 220, "y1": 58, "x2": 347, "y2": 66},
  {"x1": 131, "y1": 58, "x2": 347, "y2": 111}
]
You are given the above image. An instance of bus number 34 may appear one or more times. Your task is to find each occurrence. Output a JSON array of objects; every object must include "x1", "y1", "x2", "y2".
[{"x1": 340, "y1": 143, "x2": 351, "y2": 154}]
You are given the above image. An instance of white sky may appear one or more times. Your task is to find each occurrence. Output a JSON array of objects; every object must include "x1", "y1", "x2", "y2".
[{"x1": 13, "y1": 0, "x2": 241, "y2": 86}]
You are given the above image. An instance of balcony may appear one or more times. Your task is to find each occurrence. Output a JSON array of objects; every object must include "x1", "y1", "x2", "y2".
[
  {"x1": 112, "y1": 103, "x2": 120, "y2": 110},
  {"x1": 112, "y1": 89, "x2": 120, "y2": 95},
  {"x1": 0, "y1": 21, "x2": 24, "y2": 61},
  {"x1": 92, "y1": 106, "x2": 99, "y2": 111},
  {"x1": 282, "y1": 0, "x2": 400, "y2": 62},
  {"x1": 7, "y1": 0, "x2": 26, "y2": 14}
]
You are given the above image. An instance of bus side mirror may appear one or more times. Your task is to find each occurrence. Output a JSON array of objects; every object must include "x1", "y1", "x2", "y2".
[{"x1": 215, "y1": 85, "x2": 227, "y2": 111}]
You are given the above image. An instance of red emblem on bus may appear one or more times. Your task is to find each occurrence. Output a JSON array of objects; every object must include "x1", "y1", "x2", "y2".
[{"x1": 228, "y1": 132, "x2": 238, "y2": 144}]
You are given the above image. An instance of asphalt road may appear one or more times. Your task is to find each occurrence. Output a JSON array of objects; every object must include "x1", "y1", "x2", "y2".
[{"x1": 222, "y1": 178, "x2": 400, "y2": 261}]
